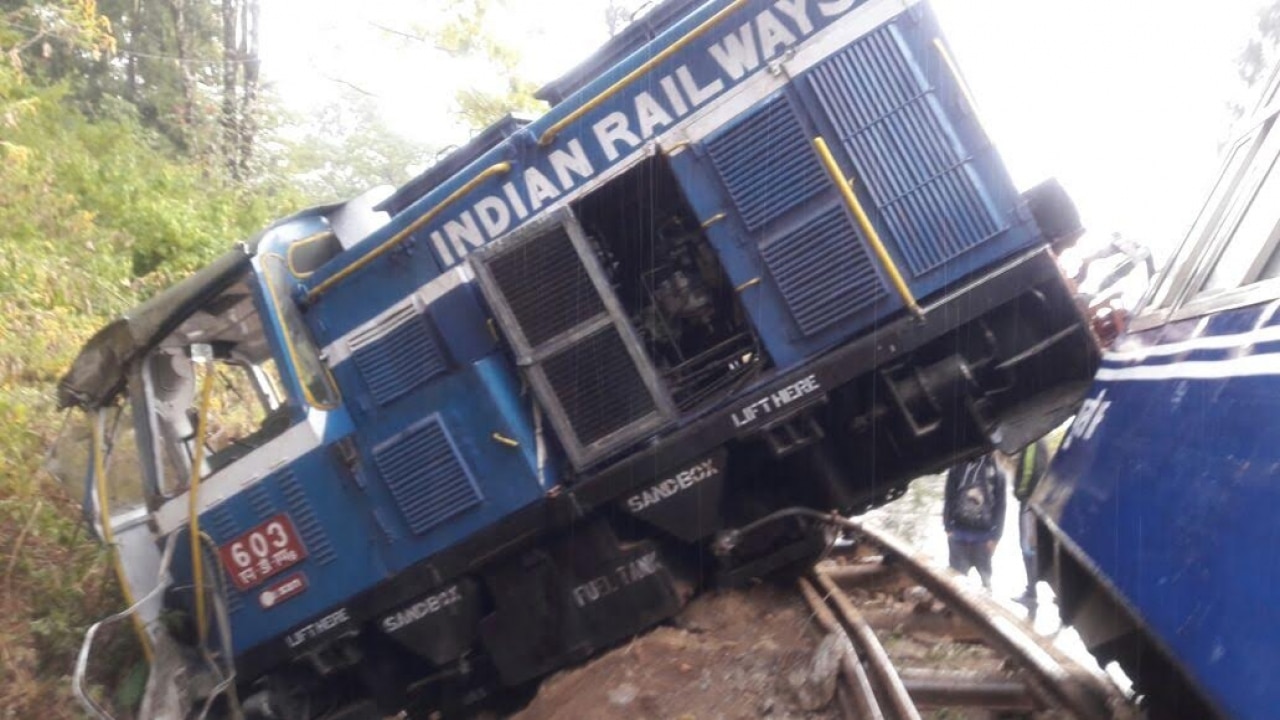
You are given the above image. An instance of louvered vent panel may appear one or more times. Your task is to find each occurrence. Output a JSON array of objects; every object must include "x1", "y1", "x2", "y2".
[
  {"x1": 207, "y1": 505, "x2": 238, "y2": 543},
  {"x1": 279, "y1": 472, "x2": 336, "y2": 566},
  {"x1": 541, "y1": 328, "x2": 657, "y2": 447},
  {"x1": 246, "y1": 483, "x2": 274, "y2": 519},
  {"x1": 349, "y1": 304, "x2": 448, "y2": 407},
  {"x1": 372, "y1": 418, "x2": 483, "y2": 535},
  {"x1": 806, "y1": 25, "x2": 1005, "y2": 278},
  {"x1": 224, "y1": 585, "x2": 245, "y2": 615},
  {"x1": 705, "y1": 96, "x2": 827, "y2": 231},
  {"x1": 203, "y1": 505, "x2": 245, "y2": 614},
  {"x1": 762, "y1": 206, "x2": 888, "y2": 335},
  {"x1": 486, "y1": 227, "x2": 603, "y2": 347}
]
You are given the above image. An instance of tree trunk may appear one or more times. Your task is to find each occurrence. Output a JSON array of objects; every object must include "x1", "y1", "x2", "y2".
[
  {"x1": 237, "y1": 0, "x2": 260, "y2": 178},
  {"x1": 166, "y1": 0, "x2": 195, "y2": 151},
  {"x1": 222, "y1": 0, "x2": 241, "y2": 180}
]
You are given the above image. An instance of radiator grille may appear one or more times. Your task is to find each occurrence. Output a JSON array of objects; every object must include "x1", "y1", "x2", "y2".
[
  {"x1": 486, "y1": 226, "x2": 603, "y2": 347},
  {"x1": 806, "y1": 24, "x2": 1004, "y2": 277},
  {"x1": 204, "y1": 505, "x2": 245, "y2": 613},
  {"x1": 279, "y1": 471, "x2": 336, "y2": 566},
  {"x1": 762, "y1": 206, "x2": 888, "y2": 335},
  {"x1": 372, "y1": 417, "x2": 483, "y2": 535},
  {"x1": 705, "y1": 95, "x2": 827, "y2": 231},
  {"x1": 349, "y1": 304, "x2": 448, "y2": 407},
  {"x1": 541, "y1": 327, "x2": 657, "y2": 447}
]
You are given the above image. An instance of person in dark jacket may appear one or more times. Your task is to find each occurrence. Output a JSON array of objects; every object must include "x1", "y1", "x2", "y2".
[
  {"x1": 1012, "y1": 437, "x2": 1051, "y2": 610},
  {"x1": 943, "y1": 453, "x2": 1006, "y2": 589}
]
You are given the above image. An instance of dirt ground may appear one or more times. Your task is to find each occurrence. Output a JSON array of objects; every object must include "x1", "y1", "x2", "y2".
[
  {"x1": 510, "y1": 583, "x2": 844, "y2": 720},
  {"x1": 506, "y1": 552, "x2": 1087, "y2": 720}
]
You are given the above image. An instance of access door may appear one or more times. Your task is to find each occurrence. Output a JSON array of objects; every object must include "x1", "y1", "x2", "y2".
[{"x1": 470, "y1": 209, "x2": 676, "y2": 469}]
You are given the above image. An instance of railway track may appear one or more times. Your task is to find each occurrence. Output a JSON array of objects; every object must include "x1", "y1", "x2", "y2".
[{"x1": 798, "y1": 516, "x2": 1136, "y2": 720}]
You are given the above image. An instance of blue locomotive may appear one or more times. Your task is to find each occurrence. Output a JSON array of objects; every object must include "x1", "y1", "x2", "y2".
[
  {"x1": 1033, "y1": 68, "x2": 1280, "y2": 720},
  {"x1": 58, "y1": 0, "x2": 1098, "y2": 716}
]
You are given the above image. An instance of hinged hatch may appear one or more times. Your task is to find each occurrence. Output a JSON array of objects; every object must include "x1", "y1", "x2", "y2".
[{"x1": 470, "y1": 209, "x2": 675, "y2": 469}]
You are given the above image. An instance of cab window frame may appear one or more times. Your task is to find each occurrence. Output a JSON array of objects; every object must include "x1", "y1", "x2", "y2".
[{"x1": 257, "y1": 253, "x2": 341, "y2": 411}]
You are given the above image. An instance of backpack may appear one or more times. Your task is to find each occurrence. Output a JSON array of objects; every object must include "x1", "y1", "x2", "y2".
[{"x1": 951, "y1": 456, "x2": 998, "y2": 531}]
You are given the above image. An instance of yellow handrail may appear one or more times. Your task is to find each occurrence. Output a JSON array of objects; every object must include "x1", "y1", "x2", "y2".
[
  {"x1": 262, "y1": 254, "x2": 341, "y2": 410},
  {"x1": 287, "y1": 230, "x2": 335, "y2": 279},
  {"x1": 537, "y1": 0, "x2": 748, "y2": 146},
  {"x1": 187, "y1": 352, "x2": 217, "y2": 649},
  {"x1": 92, "y1": 411, "x2": 154, "y2": 662},
  {"x1": 811, "y1": 136, "x2": 923, "y2": 318},
  {"x1": 306, "y1": 162, "x2": 513, "y2": 301}
]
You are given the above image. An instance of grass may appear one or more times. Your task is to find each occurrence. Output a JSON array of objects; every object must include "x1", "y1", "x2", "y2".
[{"x1": 0, "y1": 381, "x2": 145, "y2": 718}]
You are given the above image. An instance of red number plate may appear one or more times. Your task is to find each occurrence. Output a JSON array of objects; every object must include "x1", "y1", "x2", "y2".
[{"x1": 217, "y1": 514, "x2": 308, "y2": 591}]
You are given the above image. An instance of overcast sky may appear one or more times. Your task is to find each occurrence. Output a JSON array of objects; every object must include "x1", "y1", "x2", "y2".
[{"x1": 259, "y1": 0, "x2": 1271, "y2": 262}]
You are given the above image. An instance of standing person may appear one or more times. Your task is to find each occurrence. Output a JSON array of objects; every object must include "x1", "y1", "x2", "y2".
[
  {"x1": 943, "y1": 453, "x2": 1006, "y2": 589},
  {"x1": 1012, "y1": 437, "x2": 1051, "y2": 610}
]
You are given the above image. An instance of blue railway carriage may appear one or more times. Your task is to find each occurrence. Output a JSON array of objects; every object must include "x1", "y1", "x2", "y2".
[
  {"x1": 1034, "y1": 68, "x2": 1280, "y2": 720},
  {"x1": 56, "y1": 0, "x2": 1097, "y2": 717}
]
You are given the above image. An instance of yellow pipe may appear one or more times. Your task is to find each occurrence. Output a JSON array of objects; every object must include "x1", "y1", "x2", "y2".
[
  {"x1": 537, "y1": 0, "x2": 748, "y2": 146},
  {"x1": 92, "y1": 412, "x2": 154, "y2": 663},
  {"x1": 287, "y1": 230, "x2": 335, "y2": 279},
  {"x1": 307, "y1": 162, "x2": 513, "y2": 301},
  {"x1": 811, "y1": 136, "x2": 922, "y2": 317},
  {"x1": 187, "y1": 354, "x2": 217, "y2": 649},
  {"x1": 262, "y1": 254, "x2": 340, "y2": 410}
]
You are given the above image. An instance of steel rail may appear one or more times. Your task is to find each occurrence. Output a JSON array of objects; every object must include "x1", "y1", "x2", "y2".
[
  {"x1": 814, "y1": 570, "x2": 924, "y2": 720},
  {"x1": 722, "y1": 508, "x2": 1129, "y2": 719},
  {"x1": 845, "y1": 518, "x2": 1117, "y2": 720},
  {"x1": 797, "y1": 577, "x2": 883, "y2": 720}
]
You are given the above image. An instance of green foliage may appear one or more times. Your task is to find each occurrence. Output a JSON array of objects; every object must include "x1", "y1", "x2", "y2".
[
  {"x1": 425, "y1": 0, "x2": 546, "y2": 132},
  {"x1": 0, "y1": 5, "x2": 298, "y2": 715},
  {"x1": 278, "y1": 88, "x2": 437, "y2": 202}
]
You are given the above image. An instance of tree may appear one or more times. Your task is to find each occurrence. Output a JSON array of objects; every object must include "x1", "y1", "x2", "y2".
[
  {"x1": 408, "y1": 0, "x2": 546, "y2": 132},
  {"x1": 279, "y1": 88, "x2": 437, "y2": 202},
  {"x1": 1239, "y1": 3, "x2": 1280, "y2": 89}
]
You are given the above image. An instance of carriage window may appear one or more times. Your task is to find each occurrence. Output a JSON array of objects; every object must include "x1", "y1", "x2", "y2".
[
  {"x1": 1200, "y1": 150, "x2": 1280, "y2": 293},
  {"x1": 1144, "y1": 132, "x2": 1257, "y2": 309},
  {"x1": 1197, "y1": 121, "x2": 1280, "y2": 295}
]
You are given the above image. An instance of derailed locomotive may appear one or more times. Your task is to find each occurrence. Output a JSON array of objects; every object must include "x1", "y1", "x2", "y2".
[{"x1": 56, "y1": 0, "x2": 1099, "y2": 717}]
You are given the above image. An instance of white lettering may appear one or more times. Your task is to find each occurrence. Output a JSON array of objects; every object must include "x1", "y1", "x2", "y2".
[
  {"x1": 624, "y1": 458, "x2": 720, "y2": 512},
  {"x1": 430, "y1": 230, "x2": 455, "y2": 265},
  {"x1": 593, "y1": 111, "x2": 643, "y2": 162},
  {"x1": 444, "y1": 210, "x2": 486, "y2": 260},
  {"x1": 634, "y1": 91, "x2": 675, "y2": 139},
  {"x1": 381, "y1": 585, "x2": 464, "y2": 633},
  {"x1": 658, "y1": 75, "x2": 690, "y2": 117},
  {"x1": 756, "y1": 8, "x2": 799, "y2": 60},
  {"x1": 548, "y1": 139, "x2": 595, "y2": 192},
  {"x1": 571, "y1": 552, "x2": 664, "y2": 607},
  {"x1": 774, "y1": 0, "x2": 814, "y2": 35},
  {"x1": 709, "y1": 24, "x2": 761, "y2": 81},
  {"x1": 502, "y1": 181, "x2": 530, "y2": 220},
  {"x1": 676, "y1": 65, "x2": 725, "y2": 107},
  {"x1": 523, "y1": 167, "x2": 561, "y2": 211},
  {"x1": 285, "y1": 608, "x2": 350, "y2": 648},
  {"x1": 474, "y1": 195, "x2": 512, "y2": 238},
  {"x1": 1061, "y1": 390, "x2": 1110, "y2": 451},
  {"x1": 730, "y1": 375, "x2": 822, "y2": 429}
]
